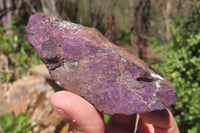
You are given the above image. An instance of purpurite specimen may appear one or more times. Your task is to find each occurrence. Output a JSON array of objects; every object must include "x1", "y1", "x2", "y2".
[{"x1": 26, "y1": 13, "x2": 177, "y2": 115}]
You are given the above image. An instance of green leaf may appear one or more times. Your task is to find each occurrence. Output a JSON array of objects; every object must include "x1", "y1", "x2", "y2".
[
  {"x1": 0, "y1": 113, "x2": 13, "y2": 131},
  {"x1": 104, "y1": 114, "x2": 110, "y2": 123}
]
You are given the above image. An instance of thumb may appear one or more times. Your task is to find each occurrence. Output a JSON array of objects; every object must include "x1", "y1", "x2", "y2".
[
  {"x1": 138, "y1": 108, "x2": 179, "y2": 133},
  {"x1": 51, "y1": 91, "x2": 105, "y2": 133}
]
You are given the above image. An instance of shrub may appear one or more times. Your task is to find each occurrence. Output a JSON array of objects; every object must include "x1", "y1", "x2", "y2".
[
  {"x1": 0, "y1": 113, "x2": 36, "y2": 133},
  {"x1": 151, "y1": 4, "x2": 200, "y2": 133},
  {"x1": 0, "y1": 21, "x2": 42, "y2": 83}
]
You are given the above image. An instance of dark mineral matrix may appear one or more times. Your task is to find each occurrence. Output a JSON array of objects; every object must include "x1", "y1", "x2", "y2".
[{"x1": 26, "y1": 13, "x2": 177, "y2": 115}]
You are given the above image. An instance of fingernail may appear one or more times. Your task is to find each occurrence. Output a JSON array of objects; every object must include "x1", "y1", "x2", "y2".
[{"x1": 53, "y1": 107, "x2": 70, "y2": 120}]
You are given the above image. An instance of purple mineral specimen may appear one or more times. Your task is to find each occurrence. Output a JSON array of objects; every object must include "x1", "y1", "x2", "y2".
[{"x1": 26, "y1": 13, "x2": 177, "y2": 115}]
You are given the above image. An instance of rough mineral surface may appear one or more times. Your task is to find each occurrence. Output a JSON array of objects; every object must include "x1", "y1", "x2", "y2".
[{"x1": 26, "y1": 13, "x2": 177, "y2": 115}]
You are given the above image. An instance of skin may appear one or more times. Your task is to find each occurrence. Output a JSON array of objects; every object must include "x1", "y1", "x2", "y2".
[{"x1": 51, "y1": 91, "x2": 179, "y2": 133}]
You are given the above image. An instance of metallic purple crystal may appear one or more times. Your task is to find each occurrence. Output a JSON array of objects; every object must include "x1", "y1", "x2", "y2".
[{"x1": 26, "y1": 13, "x2": 177, "y2": 115}]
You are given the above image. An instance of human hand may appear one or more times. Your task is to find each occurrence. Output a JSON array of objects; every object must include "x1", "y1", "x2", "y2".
[{"x1": 51, "y1": 91, "x2": 179, "y2": 133}]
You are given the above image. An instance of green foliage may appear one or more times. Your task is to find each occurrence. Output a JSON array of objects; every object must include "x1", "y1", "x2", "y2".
[
  {"x1": 0, "y1": 73, "x2": 9, "y2": 83},
  {"x1": 118, "y1": 31, "x2": 131, "y2": 43},
  {"x1": 0, "y1": 113, "x2": 36, "y2": 133},
  {"x1": 103, "y1": 114, "x2": 110, "y2": 123},
  {"x1": 0, "y1": 21, "x2": 42, "y2": 83},
  {"x1": 151, "y1": 3, "x2": 200, "y2": 133},
  {"x1": 0, "y1": 28, "x2": 13, "y2": 54},
  {"x1": 0, "y1": 21, "x2": 34, "y2": 55}
]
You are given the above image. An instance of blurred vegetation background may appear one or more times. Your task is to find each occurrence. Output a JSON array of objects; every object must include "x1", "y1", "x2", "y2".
[{"x1": 0, "y1": 0, "x2": 200, "y2": 133}]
